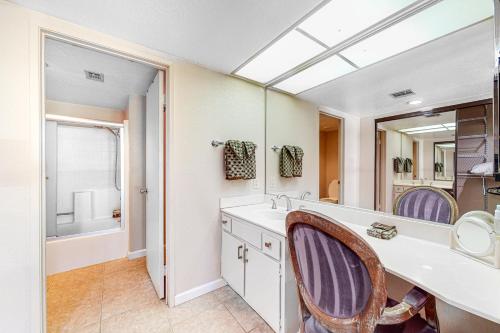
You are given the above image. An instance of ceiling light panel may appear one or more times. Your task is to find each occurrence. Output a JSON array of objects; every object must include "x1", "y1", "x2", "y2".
[
  {"x1": 273, "y1": 55, "x2": 356, "y2": 94},
  {"x1": 399, "y1": 124, "x2": 443, "y2": 132},
  {"x1": 298, "y1": 0, "x2": 416, "y2": 47},
  {"x1": 406, "y1": 127, "x2": 449, "y2": 134},
  {"x1": 339, "y1": 0, "x2": 493, "y2": 68},
  {"x1": 235, "y1": 30, "x2": 326, "y2": 83}
]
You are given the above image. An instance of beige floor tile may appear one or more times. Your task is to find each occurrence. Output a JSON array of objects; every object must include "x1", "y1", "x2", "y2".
[
  {"x1": 248, "y1": 322, "x2": 275, "y2": 333},
  {"x1": 101, "y1": 278, "x2": 159, "y2": 319},
  {"x1": 47, "y1": 299, "x2": 102, "y2": 333},
  {"x1": 101, "y1": 301, "x2": 171, "y2": 333},
  {"x1": 103, "y1": 265, "x2": 150, "y2": 293},
  {"x1": 224, "y1": 294, "x2": 267, "y2": 332},
  {"x1": 211, "y1": 285, "x2": 239, "y2": 303},
  {"x1": 172, "y1": 303, "x2": 245, "y2": 333},
  {"x1": 165, "y1": 291, "x2": 220, "y2": 325},
  {"x1": 104, "y1": 257, "x2": 146, "y2": 275}
]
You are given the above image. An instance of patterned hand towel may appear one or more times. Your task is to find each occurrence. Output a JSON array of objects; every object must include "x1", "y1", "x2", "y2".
[
  {"x1": 242, "y1": 141, "x2": 256, "y2": 179},
  {"x1": 224, "y1": 140, "x2": 245, "y2": 180},
  {"x1": 293, "y1": 146, "x2": 303, "y2": 177},
  {"x1": 280, "y1": 145, "x2": 296, "y2": 178}
]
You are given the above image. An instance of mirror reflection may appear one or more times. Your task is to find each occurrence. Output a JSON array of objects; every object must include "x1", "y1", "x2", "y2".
[
  {"x1": 265, "y1": 1, "x2": 496, "y2": 225},
  {"x1": 434, "y1": 142, "x2": 455, "y2": 181}
]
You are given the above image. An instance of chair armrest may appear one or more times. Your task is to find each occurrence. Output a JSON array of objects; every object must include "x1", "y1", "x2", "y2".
[{"x1": 378, "y1": 287, "x2": 430, "y2": 325}]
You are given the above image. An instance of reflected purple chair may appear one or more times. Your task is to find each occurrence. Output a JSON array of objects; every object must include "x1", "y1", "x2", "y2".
[
  {"x1": 286, "y1": 211, "x2": 439, "y2": 333},
  {"x1": 393, "y1": 186, "x2": 458, "y2": 224}
]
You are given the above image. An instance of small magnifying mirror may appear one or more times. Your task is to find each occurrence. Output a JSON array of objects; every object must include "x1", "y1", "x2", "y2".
[{"x1": 453, "y1": 212, "x2": 495, "y2": 257}]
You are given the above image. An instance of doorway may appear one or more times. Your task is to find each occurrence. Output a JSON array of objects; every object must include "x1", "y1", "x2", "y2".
[
  {"x1": 42, "y1": 34, "x2": 169, "y2": 331},
  {"x1": 319, "y1": 113, "x2": 343, "y2": 204}
]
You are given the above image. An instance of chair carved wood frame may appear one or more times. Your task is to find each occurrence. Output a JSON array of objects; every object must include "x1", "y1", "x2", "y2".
[
  {"x1": 286, "y1": 210, "x2": 440, "y2": 333},
  {"x1": 392, "y1": 186, "x2": 459, "y2": 224}
]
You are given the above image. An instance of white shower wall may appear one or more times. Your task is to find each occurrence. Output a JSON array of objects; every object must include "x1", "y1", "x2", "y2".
[{"x1": 57, "y1": 125, "x2": 121, "y2": 225}]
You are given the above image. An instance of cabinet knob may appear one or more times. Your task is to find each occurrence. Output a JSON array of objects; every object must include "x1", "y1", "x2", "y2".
[
  {"x1": 265, "y1": 242, "x2": 272, "y2": 248},
  {"x1": 222, "y1": 220, "x2": 228, "y2": 224}
]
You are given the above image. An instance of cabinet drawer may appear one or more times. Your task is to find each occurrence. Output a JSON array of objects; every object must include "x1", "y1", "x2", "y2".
[
  {"x1": 221, "y1": 214, "x2": 232, "y2": 232},
  {"x1": 262, "y1": 234, "x2": 280, "y2": 260},
  {"x1": 232, "y1": 219, "x2": 261, "y2": 249}
]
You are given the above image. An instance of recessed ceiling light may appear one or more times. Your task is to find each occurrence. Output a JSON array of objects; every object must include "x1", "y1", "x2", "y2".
[
  {"x1": 408, "y1": 100, "x2": 422, "y2": 105},
  {"x1": 234, "y1": 30, "x2": 325, "y2": 84}
]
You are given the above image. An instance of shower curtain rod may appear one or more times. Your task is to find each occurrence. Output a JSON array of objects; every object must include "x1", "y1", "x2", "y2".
[{"x1": 45, "y1": 114, "x2": 124, "y2": 128}]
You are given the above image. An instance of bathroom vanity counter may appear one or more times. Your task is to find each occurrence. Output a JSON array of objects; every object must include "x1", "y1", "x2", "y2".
[{"x1": 221, "y1": 202, "x2": 500, "y2": 325}]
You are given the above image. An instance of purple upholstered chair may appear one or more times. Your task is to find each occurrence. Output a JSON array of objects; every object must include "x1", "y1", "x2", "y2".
[
  {"x1": 393, "y1": 186, "x2": 458, "y2": 224},
  {"x1": 286, "y1": 211, "x2": 440, "y2": 333}
]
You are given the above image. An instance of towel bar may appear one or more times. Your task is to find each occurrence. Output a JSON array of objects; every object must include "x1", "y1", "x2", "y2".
[
  {"x1": 212, "y1": 140, "x2": 258, "y2": 148},
  {"x1": 271, "y1": 145, "x2": 281, "y2": 151}
]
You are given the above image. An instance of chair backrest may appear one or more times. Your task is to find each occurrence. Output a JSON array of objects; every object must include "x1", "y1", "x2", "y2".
[
  {"x1": 286, "y1": 210, "x2": 387, "y2": 333},
  {"x1": 393, "y1": 186, "x2": 458, "y2": 224}
]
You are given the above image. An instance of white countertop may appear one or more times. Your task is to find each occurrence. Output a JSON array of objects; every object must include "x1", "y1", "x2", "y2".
[
  {"x1": 393, "y1": 180, "x2": 453, "y2": 190},
  {"x1": 221, "y1": 203, "x2": 500, "y2": 325}
]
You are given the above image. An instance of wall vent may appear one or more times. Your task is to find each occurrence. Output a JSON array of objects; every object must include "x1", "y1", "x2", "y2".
[
  {"x1": 390, "y1": 89, "x2": 414, "y2": 98},
  {"x1": 84, "y1": 70, "x2": 104, "y2": 82}
]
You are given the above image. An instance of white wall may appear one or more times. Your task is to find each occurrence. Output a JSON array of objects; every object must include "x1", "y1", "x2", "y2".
[
  {"x1": 266, "y1": 90, "x2": 319, "y2": 199},
  {"x1": 46, "y1": 99, "x2": 125, "y2": 123},
  {"x1": 126, "y1": 95, "x2": 146, "y2": 252},
  {"x1": 170, "y1": 62, "x2": 265, "y2": 296}
]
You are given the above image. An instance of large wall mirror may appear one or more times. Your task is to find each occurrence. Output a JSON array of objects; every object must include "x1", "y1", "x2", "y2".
[{"x1": 265, "y1": 0, "x2": 497, "y2": 226}]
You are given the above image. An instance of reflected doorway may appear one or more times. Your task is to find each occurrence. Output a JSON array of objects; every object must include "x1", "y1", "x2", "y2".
[{"x1": 319, "y1": 113, "x2": 343, "y2": 204}]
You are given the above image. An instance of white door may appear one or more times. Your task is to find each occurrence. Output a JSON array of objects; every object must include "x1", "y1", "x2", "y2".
[
  {"x1": 146, "y1": 70, "x2": 165, "y2": 298},
  {"x1": 221, "y1": 232, "x2": 245, "y2": 296},
  {"x1": 245, "y1": 246, "x2": 281, "y2": 332}
]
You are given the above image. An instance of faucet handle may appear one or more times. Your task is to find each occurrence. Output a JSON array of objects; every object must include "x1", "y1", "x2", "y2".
[{"x1": 270, "y1": 197, "x2": 278, "y2": 209}]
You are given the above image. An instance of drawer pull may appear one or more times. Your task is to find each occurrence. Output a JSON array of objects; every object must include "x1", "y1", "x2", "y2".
[
  {"x1": 264, "y1": 242, "x2": 272, "y2": 248},
  {"x1": 222, "y1": 220, "x2": 228, "y2": 224},
  {"x1": 237, "y1": 245, "x2": 243, "y2": 259}
]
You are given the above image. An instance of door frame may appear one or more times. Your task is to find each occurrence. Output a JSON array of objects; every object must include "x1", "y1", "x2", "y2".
[
  {"x1": 318, "y1": 112, "x2": 345, "y2": 205},
  {"x1": 39, "y1": 29, "x2": 175, "y2": 325}
]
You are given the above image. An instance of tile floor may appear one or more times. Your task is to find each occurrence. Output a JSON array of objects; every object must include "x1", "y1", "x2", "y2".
[{"x1": 47, "y1": 257, "x2": 274, "y2": 333}]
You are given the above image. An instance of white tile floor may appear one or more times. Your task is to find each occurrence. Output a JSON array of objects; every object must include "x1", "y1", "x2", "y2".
[{"x1": 47, "y1": 257, "x2": 274, "y2": 333}]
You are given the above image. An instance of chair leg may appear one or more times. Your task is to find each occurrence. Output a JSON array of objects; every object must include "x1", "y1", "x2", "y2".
[{"x1": 424, "y1": 296, "x2": 440, "y2": 332}]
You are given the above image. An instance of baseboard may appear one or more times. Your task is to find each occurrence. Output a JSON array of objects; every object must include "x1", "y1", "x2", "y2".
[
  {"x1": 174, "y1": 278, "x2": 227, "y2": 306},
  {"x1": 127, "y1": 248, "x2": 146, "y2": 260}
]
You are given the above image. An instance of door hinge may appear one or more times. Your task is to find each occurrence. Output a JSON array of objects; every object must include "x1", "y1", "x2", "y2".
[{"x1": 163, "y1": 104, "x2": 166, "y2": 112}]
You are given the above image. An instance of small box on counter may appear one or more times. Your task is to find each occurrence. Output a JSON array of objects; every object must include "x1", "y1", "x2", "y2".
[{"x1": 367, "y1": 222, "x2": 397, "y2": 240}]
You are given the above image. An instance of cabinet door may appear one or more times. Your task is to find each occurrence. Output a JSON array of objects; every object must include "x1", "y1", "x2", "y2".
[
  {"x1": 221, "y1": 231, "x2": 245, "y2": 296},
  {"x1": 245, "y1": 246, "x2": 281, "y2": 332}
]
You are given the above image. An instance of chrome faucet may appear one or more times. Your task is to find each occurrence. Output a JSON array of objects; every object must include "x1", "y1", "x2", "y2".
[
  {"x1": 277, "y1": 194, "x2": 293, "y2": 211},
  {"x1": 270, "y1": 196, "x2": 278, "y2": 209},
  {"x1": 300, "y1": 191, "x2": 311, "y2": 200}
]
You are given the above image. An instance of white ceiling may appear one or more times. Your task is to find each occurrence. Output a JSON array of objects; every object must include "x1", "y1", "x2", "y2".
[
  {"x1": 299, "y1": 19, "x2": 494, "y2": 116},
  {"x1": 14, "y1": 0, "x2": 494, "y2": 116},
  {"x1": 11, "y1": 0, "x2": 322, "y2": 74},
  {"x1": 45, "y1": 38, "x2": 158, "y2": 109}
]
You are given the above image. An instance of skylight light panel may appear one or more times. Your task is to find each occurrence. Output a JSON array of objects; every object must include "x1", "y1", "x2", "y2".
[
  {"x1": 298, "y1": 0, "x2": 415, "y2": 47},
  {"x1": 235, "y1": 30, "x2": 326, "y2": 83},
  {"x1": 273, "y1": 55, "x2": 356, "y2": 94},
  {"x1": 339, "y1": 0, "x2": 493, "y2": 68},
  {"x1": 399, "y1": 124, "x2": 443, "y2": 132},
  {"x1": 406, "y1": 127, "x2": 449, "y2": 135}
]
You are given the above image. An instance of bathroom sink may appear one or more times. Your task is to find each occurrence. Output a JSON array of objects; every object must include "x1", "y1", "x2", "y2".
[{"x1": 255, "y1": 209, "x2": 288, "y2": 221}]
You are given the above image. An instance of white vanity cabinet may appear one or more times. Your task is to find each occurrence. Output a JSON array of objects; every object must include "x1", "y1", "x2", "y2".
[{"x1": 220, "y1": 212, "x2": 299, "y2": 333}]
